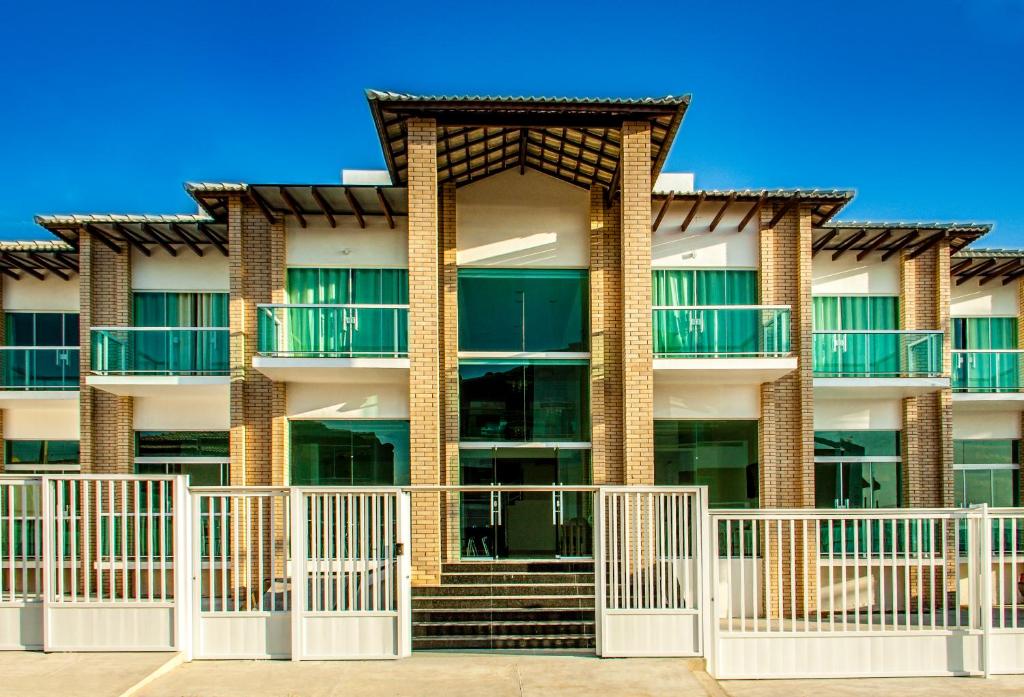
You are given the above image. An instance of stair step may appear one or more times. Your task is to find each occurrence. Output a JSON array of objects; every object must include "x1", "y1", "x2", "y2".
[
  {"x1": 441, "y1": 562, "x2": 593, "y2": 574},
  {"x1": 412, "y1": 608, "x2": 595, "y2": 623},
  {"x1": 440, "y1": 572, "x2": 594, "y2": 585},
  {"x1": 413, "y1": 583, "x2": 593, "y2": 597},
  {"x1": 411, "y1": 595, "x2": 594, "y2": 610},
  {"x1": 413, "y1": 635, "x2": 596, "y2": 650},
  {"x1": 413, "y1": 621, "x2": 593, "y2": 637}
]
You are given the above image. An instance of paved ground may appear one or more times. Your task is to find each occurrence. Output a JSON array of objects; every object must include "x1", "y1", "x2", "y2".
[
  {"x1": 721, "y1": 675, "x2": 1024, "y2": 696},
  {"x1": 135, "y1": 653, "x2": 720, "y2": 697},
  {"x1": 0, "y1": 651, "x2": 177, "y2": 697}
]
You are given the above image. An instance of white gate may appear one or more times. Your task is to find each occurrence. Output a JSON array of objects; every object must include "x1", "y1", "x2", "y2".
[
  {"x1": 191, "y1": 486, "x2": 411, "y2": 660},
  {"x1": 0, "y1": 477, "x2": 43, "y2": 649},
  {"x1": 42, "y1": 475, "x2": 191, "y2": 652},
  {"x1": 595, "y1": 486, "x2": 710, "y2": 657}
]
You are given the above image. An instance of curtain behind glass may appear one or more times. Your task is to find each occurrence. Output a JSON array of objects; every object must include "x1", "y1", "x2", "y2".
[
  {"x1": 653, "y1": 270, "x2": 758, "y2": 356},
  {"x1": 814, "y1": 296, "x2": 898, "y2": 376},
  {"x1": 132, "y1": 292, "x2": 227, "y2": 374}
]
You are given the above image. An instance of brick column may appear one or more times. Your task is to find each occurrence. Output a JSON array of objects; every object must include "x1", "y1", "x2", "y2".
[
  {"x1": 0, "y1": 280, "x2": 5, "y2": 472},
  {"x1": 79, "y1": 232, "x2": 133, "y2": 473},
  {"x1": 228, "y1": 195, "x2": 286, "y2": 487},
  {"x1": 900, "y1": 241, "x2": 953, "y2": 507},
  {"x1": 619, "y1": 122, "x2": 653, "y2": 485},
  {"x1": 758, "y1": 203, "x2": 814, "y2": 508},
  {"x1": 1019, "y1": 279, "x2": 1024, "y2": 504},
  {"x1": 406, "y1": 118, "x2": 442, "y2": 585},
  {"x1": 440, "y1": 182, "x2": 461, "y2": 562},
  {"x1": 589, "y1": 185, "x2": 623, "y2": 485}
]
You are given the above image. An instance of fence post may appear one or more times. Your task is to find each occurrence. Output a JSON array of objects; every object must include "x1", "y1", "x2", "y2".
[
  {"x1": 289, "y1": 488, "x2": 304, "y2": 661},
  {"x1": 593, "y1": 488, "x2": 605, "y2": 656},
  {"x1": 398, "y1": 491, "x2": 412, "y2": 657},
  {"x1": 39, "y1": 476, "x2": 52, "y2": 653},
  {"x1": 979, "y1": 504, "x2": 992, "y2": 678},
  {"x1": 704, "y1": 493, "x2": 718, "y2": 677},
  {"x1": 173, "y1": 475, "x2": 194, "y2": 661}
]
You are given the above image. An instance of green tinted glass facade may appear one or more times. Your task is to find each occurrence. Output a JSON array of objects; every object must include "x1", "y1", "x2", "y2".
[
  {"x1": 458, "y1": 269, "x2": 588, "y2": 352},
  {"x1": 289, "y1": 420, "x2": 410, "y2": 486},
  {"x1": 814, "y1": 430, "x2": 900, "y2": 458},
  {"x1": 814, "y1": 430, "x2": 901, "y2": 509},
  {"x1": 135, "y1": 462, "x2": 230, "y2": 486},
  {"x1": 287, "y1": 268, "x2": 408, "y2": 305},
  {"x1": 3, "y1": 312, "x2": 80, "y2": 389},
  {"x1": 953, "y1": 438, "x2": 1020, "y2": 508},
  {"x1": 652, "y1": 269, "x2": 758, "y2": 306},
  {"x1": 952, "y1": 317, "x2": 1020, "y2": 392},
  {"x1": 813, "y1": 296, "x2": 902, "y2": 376},
  {"x1": 459, "y1": 361, "x2": 590, "y2": 442},
  {"x1": 5, "y1": 440, "x2": 79, "y2": 465},
  {"x1": 135, "y1": 431, "x2": 230, "y2": 458},
  {"x1": 654, "y1": 420, "x2": 758, "y2": 508}
]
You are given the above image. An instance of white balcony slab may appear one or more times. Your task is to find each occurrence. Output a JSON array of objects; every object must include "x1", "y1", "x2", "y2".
[
  {"x1": 0, "y1": 390, "x2": 79, "y2": 410},
  {"x1": 953, "y1": 392, "x2": 1024, "y2": 411},
  {"x1": 252, "y1": 356, "x2": 409, "y2": 384},
  {"x1": 653, "y1": 357, "x2": 797, "y2": 385},
  {"x1": 813, "y1": 377, "x2": 949, "y2": 399},
  {"x1": 86, "y1": 375, "x2": 230, "y2": 397}
]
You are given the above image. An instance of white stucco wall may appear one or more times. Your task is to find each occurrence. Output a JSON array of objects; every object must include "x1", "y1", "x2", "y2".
[
  {"x1": 456, "y1": 169, "x2": 589, "y2": 268},
  {"x1": 651, "y1": 201, "x2": 759, "y2": 269},
  {"x1": 812, "y1": 255, "x2": 900, "y2": 295},
  {"x1": 653, "y1": 384, "x2": 760, "y2": 420},
  {"x1": 3, "y1": 275, "x2": 79, "y2": 311},
  {"x1": 132, "y1": 248, "x2": 229, "y2": 291},
  {"x1": 287, "y1": 218, "x2": 408, "y2": 268},
  {"x1": 814, "y1": 398, "x2": 902, "y2": 431},
  {"x1": 4, "y1": 407, "x2": 79, "y2": 440},
  {"x1": 133, "y1": 393, "x2": 230, "y2": 430},
  {"x1": 953, "y1": 411, "x2": 1022, "y2": 440},
  {"x1": 286, "y1": 380, "x2": 409, "y2": 420},
  {"x1": 950, "y1": 278, "x2": 1019, "y2": 317}
]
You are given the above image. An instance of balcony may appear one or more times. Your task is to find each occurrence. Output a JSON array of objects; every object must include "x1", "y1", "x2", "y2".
[
  {"x1": 253, "y1": 304, "x2": 409, "y2": 383},
  {"x1": 87, "y1": 327, "x2": 230, "y2": 396},
  {"x1": 0, "y1": 346, "x2": 80, "y2": 410},
  {"x1": 952, "y1": 349, "x2": 1024, "y2": 410},
  {"x1": 813, "y1": 330, "x2": 947, "y2": 398},
  {"x1": 652, "y1": 305, "x2": 796, "y2": 384}
]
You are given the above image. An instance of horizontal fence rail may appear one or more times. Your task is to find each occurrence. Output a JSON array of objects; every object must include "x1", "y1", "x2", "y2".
[{"x1": 257, "y1": 304, "x2": 408, "y2": 359}]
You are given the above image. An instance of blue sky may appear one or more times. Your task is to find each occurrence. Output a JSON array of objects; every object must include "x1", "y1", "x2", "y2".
[{"x1": 1, "y1": 0, "x2": 1022, "y2": 245}]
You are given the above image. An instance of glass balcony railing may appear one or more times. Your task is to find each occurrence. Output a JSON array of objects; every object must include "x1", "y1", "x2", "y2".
[
  {"x1": 652, "y1": 305, "x2": 791, "y2": 358},
  {"x1": 953, "y1": 349, "x2": 1022, "y2": 393},
  {"x1": 91, "y1": 327, "x2": 229, "y2": 376},
  {"x1": 0, "y1": 346, "x2": 79, "y2": 390},
  {"x1": 257, "y1": 304, "x2": 408, "y2": 359},
  {"x1": 812, "y1": 330, "x2": 943, "y2": 378}
]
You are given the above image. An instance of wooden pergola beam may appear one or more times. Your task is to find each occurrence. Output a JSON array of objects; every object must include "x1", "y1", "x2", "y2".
[
  {"x1": 279, "y1": 187, "x2": 307, "y2": 229},
  {"x1": 812, "y1": 230, "x2": 838, "y2": 257},
  {"x1": 85, "y1": 225, "x2": 124, "y2": 254},
  {"x1": 53, "y1": 252, "x2": 79, "y2": 271},
  {"x1": 518, "y1": 129, "x2": 527, "y2": 175},
  {"x1": 198, "y1": 224, "x2": 229, "y2": 256},
  {"x1": 737, "y1": 194, "x2": 766, "y2": 231},
  {"x1": 113, "y1": 223, "x2": 153, "y2": 257},
  {"x1": 1002, "y1": 265, "x2": 1024, "y2": 286},
  {"x1": 950, "y1": 258, "x2": 975, "y2": 274},
  {"x1": 248, "y1": 189, "x2": 278, "y2": 225},
  {"x1": 680, "y1": 192, "x2": 705, "y2": 232},
  {"x1": 708, "y1": 193, "x2": 737, "y2": 232},
  {"x1": 1, "y1": 253, "x2": 45, "y2": 281},
  {"x1": 171, "y1": 223, "x2": 205, "y2": 257},
  {"x1": 979, "y1": 259, "x2": 1023, "y2": 286},
  {"x1": 652, "y1": 192, "x2": 674, "y2": 232},
  {"x1": 955, "y1": 258, "x2": 997, "y2": 285},
  {"x1": 343, "y1": 187, "x2": 365, "y2": 229},
  {"x1": 0, "y1": 267, "x2": 20, "y2": 280},
  {"x1": 142, "y1": 224, "x2": 178, "y2": 257},
  {"x1": 905, "y1": 231, "x2": 945, "y2": 260},
  {"x1": 310, "y1": 186, "x2": 336, "y2": 228},
  {"x1": 831, "y1": 229, "x2": 867, "y2": 261},
  {"x1": 855, "y1": 230, "x2": 893, "y2": 261},
  {"x1": 880, "y1": 231, "x2": 919, "y2": 262},
  {"x1": 767, "y1": 195, "x2": 800, "y2": 228},
  {"x1": 25, "y1": 253, "x2": 71, "y2": 281},
  {"x1": 375, "y1": 187, "x2": 395, "y2": 229}
]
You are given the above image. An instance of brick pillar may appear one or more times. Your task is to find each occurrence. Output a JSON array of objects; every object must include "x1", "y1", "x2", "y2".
[
  {"x1": 589, "y1": 185, "x2": 623, "y2": 485},
  {"x1": 0, "y1": 279, "x2": 5, "y2": 473},
  {"x1": 79, "y1": 232, "x2": 133, "y2": 473},
  {"x1": 758, "y1": 203, "x2": 814, "y2": 508},
  {"x1": 619, "y1": 121, "x2": 653, "y2": 485},
  {"x1": 1019, "y1": 279, "x2": 1024, "y2": 504},
  {"x1": 440, "y1": 182, "x2": 461, "y2": 562},
  {"x1": 900, "y1": 241, "x2": 953, "y2": 508},
  {"x1": 406, "y1": 118, "x2": 442, "y2": 585},
  {"x1": 228, "y1": 195, "x2": 286, "y2": 487}
]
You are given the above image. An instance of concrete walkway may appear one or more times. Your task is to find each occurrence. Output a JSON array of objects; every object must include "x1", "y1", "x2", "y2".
[
  {"x1": 135, "y1": 652, "x2": 721, "y2": 697},
  {"x1": 721, "y1": 675, "x2": 1024, "y2": 697},
  {"x1": 0, "y1": 652, "x2": 178, "y2": 697}
]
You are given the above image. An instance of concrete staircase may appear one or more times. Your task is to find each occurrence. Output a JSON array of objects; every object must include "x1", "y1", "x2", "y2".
[{"x1": 411, "y1": 561, "x2": 596, "y2": 650}]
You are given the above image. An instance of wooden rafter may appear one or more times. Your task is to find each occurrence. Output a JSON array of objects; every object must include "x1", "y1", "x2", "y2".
[
  {"x1": 978, "y1": 259, "x2": 1022, "y2": 286},
  {"x1": 1002, "y1": 265, "x2": 1024, "y2": 286},
  {"x1": 25, "y1": 253, "x2": 71, "y2": 281},
  {"x1": 855, "y1": 230, "x2": 893, "y2": 261},
  {"x1": 680, "y1": 193, "x2": 705, "y2": 232},
  {"x1": 310, "y1": 187, "x2": 337, "y2": 228},
  {"x1": 880, "y1": 231, "x2": 919, "y2": 262},
  {"x1": 955, "y1": 258, "x2": 996, "y2": 285},
  {"x1": 279, "y1": 187, "x2": 307, "y2": 229},
  {"x1": 737, "y1": 194, "x2": 766, "y2": 232},
  {"x1": 142, "y1": 224, "x2": 178, "y2": 257},
  {"x1": 343, "y1": 188, "x2": 365, "y2": 229},
  {"x1": 248, "y1": 189, "x2": 278, "y2": 224},
  {"x1": 85, "y1": 225, "x2": 124, "y2": 253},
  {"x1": 950, "y1": 258, "x2": 975, "y2": 274},
  {"x1": 905, "y1": 232, "x2": 945, "y2": 260},
  {"x1": 831, "y1": 229, "x2": 867, "y2": 261},
  {"x1": 812, "y1": 230, "x2": 838, "y2": 257},
  {"x1": 767, "y1": 195, "x2": 800, "y2": 228},
  {"x1": 518, "y1": 129, "x2": 527, "y2": 175},
  {"x1": 199, "y1": 224, "x2": 229, "y2": 256},
  {"x1": 113, "y1": 223, "x2": 153, "y2": 257},
  {"x1": 652, "y1": 192, "x2": 674, "y2": 232},
  {"x1": 708, "y1": 193, "x2": 737, "y2": 232},
  {"x1": 0, "y1": 267, "x2": 20, "y2": 280},
  {"x1": 375, "y1": 187, "x2": 395, "y2": 229},
  {"x1": 2, "y1": 253, "x2": 45, "y2": 280},
  {"x1": 171, "y1": 223, "x2": 205, "y2": 257}
]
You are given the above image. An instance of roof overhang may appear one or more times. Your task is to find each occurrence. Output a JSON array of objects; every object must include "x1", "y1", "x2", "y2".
[
  {"x1": 34, "y1": 214, "x2": 228, "y2": 257},
  {"x1": 813, "y1": 222, "x2": 992, "y2": 262},
  {"x1": 951, "y1": 248, "x2": 1024, "y2": 286},
  {"x1": 366, "y1": 90, "x2": 690, "y2": 193},
  {"x1": 651, "y1": 189, "x2": 854, "y2": 231},
  {"x1": 0, "y1": 241, "x2": 78, "y2": 281}
]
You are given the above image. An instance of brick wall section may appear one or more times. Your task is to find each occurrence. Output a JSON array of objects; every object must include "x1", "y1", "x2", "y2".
[
  {"x1": 589, "y1": 185, "x2": 623, "y2": 485},
  {"x1": 0, "y1": 281, "x2": 4, "y2": 472},
  {"x1": 439, "y1": 182, "x2": 461, "y2": 562},
  {"x1": 758, "y1": 204, "x2": 815, "y2": 508},
  {"x1": 406, "y1": 118, "x2": 442, "y2": 585},
  {"x1": 900, "y1": 241, "x2": 953, "y2": 507},
  {"x1": 1019, "y1": 279, "x2": 1024, "y2": 504},
  {"x1": 79, "y1": 232, "x2": 134, "y2": 473},
  {"x1": 228, "y1": 195, "x2": 286, "y2": 487},
  {"x1": 619, "y1": 121, "x2": 653, "y2": 485}
]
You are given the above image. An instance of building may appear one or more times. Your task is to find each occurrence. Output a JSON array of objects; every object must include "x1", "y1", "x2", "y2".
[{"x1": 3, "y1": 90, "x2": 1019, "y2": 650}]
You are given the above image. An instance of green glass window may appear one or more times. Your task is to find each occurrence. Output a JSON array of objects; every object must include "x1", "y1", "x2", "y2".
[
  {"x1": 813, "y1": 296, "x2": 898, "y2": 331},
  {"x1": 954, "y1": 470, "x2": 1019, "y2": 508},
  {"x1": 654, "y1": 420, "x2": 758, "y2": 508},
  {"x1": 289, "y1": 420, "x2": 410, "y2": 486},
  {"x1": 814, "y1": 430, "x2": 900, "y2": 458},
  {"x1": 5, "y1": 312, "x2": 79, "y2": 346},
  {"x1": 133, "y1": 292, "x2": 228, "y2": 327},
  {"x1": 135, "y1": 462, "x2": 230, "y2": 486},
  {"x1": 815, "y1": 461, "x2": 901, "y2": 509},
  {"x1": 813, "y1": 296, "x2": 900, "y2": 377},
  {"x1": 953, "y1": 317, "x2": 1018, "y2": 350},
  {"x1": 954, "y1": 439, "x2": 1020, "y2": 465},
  {"x1": 458, "y1": 269, "x2": 588, "y2": 352},
  {"x1": 287, "y1": 268, "x2": 408, "y2": 305},
  {"x1": 5, "y1": 440, "x2": 79, "y2": 465},
  {"x1": 652, "y1": 269, "x2": 757, "y2": 306},
  {"x1": 135, "y1": 431, "x2": 230, "y2": 458},
  {"x1": 459, "y1": 360, "x2": 590, "y2": 442},
  {"x1": 952, "y1": 318, "x2": 1019, "y2": 393},
  {"x1": 460, "y1": 448, "x2": 591, "y2": 485},
  {"x1": 129, "y1": 292, "x2": 228, "y2": 375}
]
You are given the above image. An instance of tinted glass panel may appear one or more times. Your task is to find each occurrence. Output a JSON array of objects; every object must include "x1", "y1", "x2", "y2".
[
  {"x1": 459, "y1": 361, "x2": 589, "y2": 442},
  {"x1": 814, "y1": 430, "x2": 901, "y2": 458},
  {"x1": 135, "y1": 462, "x2": 229, "y2": 486},
  {"x1": 459, "y1": 448, "x2": 591, "y2": 485},
  {"x1": 654, "y1": 420, "x2": 758, "y2": 508},
  {"x1": 5, "y1": 312, "x2": 78, "y2": 346},
  {"x1": 289, "y1": 420, "x2": 410, "y2": 486},
  {"x1": 5, "y1": 440, "x2": 80, "y2": 465},
  {"x1": 458, "y1": 270, "x2": 589, "y2": 352},
  {"x1": 954, "y1": 469, "x2": 1021, "y2": 507},
  {"x1": 954, "y1": 439, "x2": 1019, "y2": 465},
  {"x1": 815, "y1": 462, "x2": 901, "y2": 508},
  {"x1": 136, "y1": 431, "x2": 230, "y2": 458}
]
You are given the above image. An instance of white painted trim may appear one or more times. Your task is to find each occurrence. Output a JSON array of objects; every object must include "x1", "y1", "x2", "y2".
[
  {"x1": 252, "y1": 356, "x2": 410, "y2": 370},
  {"x1": 953, "y1": 463, "x2": 1020, "y2": 471},
  {"x1": 814, "y1": 456, "x2": 902, "y2": 463}
]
